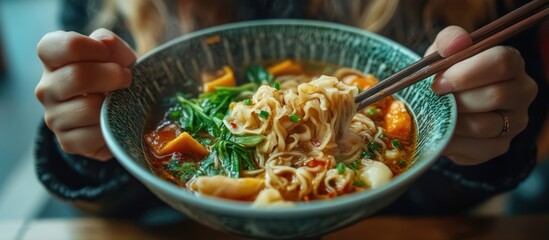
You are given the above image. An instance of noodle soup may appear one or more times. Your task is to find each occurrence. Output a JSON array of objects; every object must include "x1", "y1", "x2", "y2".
[{"x1": 144, "y1": 60, "x2": 416, "y2": 205}]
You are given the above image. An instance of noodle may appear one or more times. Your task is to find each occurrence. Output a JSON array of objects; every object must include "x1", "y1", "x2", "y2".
[{"x1": 144, "y1": 62, "x2": 416, "y2": 205}]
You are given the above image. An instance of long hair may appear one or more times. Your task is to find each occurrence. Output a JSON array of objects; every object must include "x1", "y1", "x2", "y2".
[{"x1": 90, "y1": 0, "x2": 499, "y2": 56}]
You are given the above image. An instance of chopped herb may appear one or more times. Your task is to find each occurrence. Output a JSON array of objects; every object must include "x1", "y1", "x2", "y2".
[
  {"x1": 347, "y1": 161, "x2": 361, "y2": 170},
  {"x1": 367, "y1": 142, "x2": 381, "y2": 152},
  {"x1": 357, "y1": 85, "x2": 363, "y2": 93},
  {"x1": 354, "y1": 180, "x2": 366, "y2": 187},
  {"x1": 259, "y1": 110, "x2": 269, "y2": 119},
  {"x1": 391, "y1": 139, "x2": 401, "y2": 149},
  {"x1": 398, "y1": 160, "x2": 407, "y2": 167},
  {"x1": 243, "y1": 99, "x2": 253, "y2": 105},
  {"x1": 362, "y1": 151, "x2": 374, "y2": 159},
  {"x1": 337, "y1": 162, "x2": 346, "y2": 174},
  {"x1": 367, "y1": 107, "x2": 377, "y2": 116},
  {"x1": 289, "y1": 114, "x2": 301, "y2": 123},
  {"x1": 274, "y1": 82, "x2": 281, "y2": 90},
  {"x1": 380, "y1": 133, "x2": 387, "y2": 139}
]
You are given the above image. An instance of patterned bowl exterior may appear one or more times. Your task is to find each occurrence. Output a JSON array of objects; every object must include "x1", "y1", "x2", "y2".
[{"x1": 101, "y1": 20, "x2": 456, "y2": 239}]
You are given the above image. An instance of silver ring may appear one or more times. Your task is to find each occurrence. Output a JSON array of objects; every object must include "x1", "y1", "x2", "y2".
[{"x1": 495, "y1": 111, "x2": 510, "y2": 138}]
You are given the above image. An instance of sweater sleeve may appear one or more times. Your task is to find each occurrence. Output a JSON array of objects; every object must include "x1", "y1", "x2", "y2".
[{"x1": 35, "y1": 121, "x2": 169, "y2": 217}]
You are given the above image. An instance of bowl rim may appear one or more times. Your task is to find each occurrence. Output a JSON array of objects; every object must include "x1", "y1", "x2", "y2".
[{"x1": 101, "y1": 19, "x2": 457, "y2": 218}]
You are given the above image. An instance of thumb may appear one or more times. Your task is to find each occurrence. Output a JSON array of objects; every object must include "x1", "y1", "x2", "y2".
[{"x1": 89, "y1": 28, "x2": 137, "y2": 67}]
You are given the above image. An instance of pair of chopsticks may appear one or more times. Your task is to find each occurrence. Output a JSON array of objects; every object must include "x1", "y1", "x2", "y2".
[{"x1": 355, "y1": 0, "x2": 548, "y2": 110}]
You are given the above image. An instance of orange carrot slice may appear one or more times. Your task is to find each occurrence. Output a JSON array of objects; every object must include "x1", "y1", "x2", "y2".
[
  {"x1": 157, "y1": 132, "x2": 209, "y2": 157},
  {"x1": 203, "y1": 66, "x2": 235, "y2": 92},
  {"x1": 267, "y1": 60, "x2": 303, "y2": 76}
]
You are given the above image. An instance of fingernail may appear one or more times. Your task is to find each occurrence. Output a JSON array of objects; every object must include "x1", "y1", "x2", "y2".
[
  {"x1": 507, "y1": 46, "x2": 521, "y2": 57},
  {"x1": 433, "y1": 78, "x2": 453, "y2": 95},
  {"x1": 90, "y1": 28, "x2": 114, "y2": 41},
  {"x1": 123, "y1": 68, "x2": 132, "y2": 87}
]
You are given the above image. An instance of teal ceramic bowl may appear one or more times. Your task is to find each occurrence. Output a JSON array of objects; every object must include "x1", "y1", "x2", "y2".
[{"x1": 101, "y1": 20, "x2": 456, "y2": 239}]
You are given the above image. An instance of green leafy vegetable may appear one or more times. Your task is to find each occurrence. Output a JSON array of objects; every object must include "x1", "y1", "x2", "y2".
[
  {"x1": 168, "y1": 108, "x2": 182, "y2": 120},
  {"x1": 199, "y1": 150, "x2": 223, "y2": 176},
  {"x1": 246, "y1": 65, "x2": 274, "y2": 85},
  {"x1": 199, "y1": 82, "x2": 257, "y2": 117},
  {"x1": 205, "y1": 127, "x2": 258, "y2": 178},
  {"x1": 231, "y1": 134, "x2": 266, "y2": 147},
  {"x1": 176, "y1": 93, "x2": 221, "y2": 137},
  {"x1": 166, "y1": 159, "x2": 200, "y2": 183},
  {"x1": 171, "y1": 82, "x2": 264, "y2": 179}
]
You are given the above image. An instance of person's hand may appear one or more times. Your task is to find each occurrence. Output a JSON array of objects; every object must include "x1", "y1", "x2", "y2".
[
  {"x1": 35, "y1": 28, "x2": 136, "y2": 161},
  {"x1": 427, "y1": 26, "x2": 537, "y2": 165}
]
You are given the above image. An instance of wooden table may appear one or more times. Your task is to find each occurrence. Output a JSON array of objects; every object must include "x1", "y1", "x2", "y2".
[{"x1": 2, "y1": 215, "x2": 548, "y2": 240}]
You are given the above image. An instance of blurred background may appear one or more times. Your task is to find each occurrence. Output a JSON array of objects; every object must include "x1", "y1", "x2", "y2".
[
  {"x1": 0, "y1": 0, "x2": 83, "y2": 222},
  {"x1": 0, "y1": 0, "x2": 547, "y2": 233}
]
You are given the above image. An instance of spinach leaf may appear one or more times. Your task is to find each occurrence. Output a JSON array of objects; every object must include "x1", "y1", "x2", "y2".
[
  {"x1": 166, "y1": 159, "x2": 200, "y2": 183},
  {"x1": 176, "y1": 93, "x2": 221, "y2": 137},
  {"x1": 231, "y1": 134, "x2": 266, "y2": 147},
  {"x1": 199, "y1": 149, "x2": 223, "y2": 176},
  {"x1": 198, "y1": 82, "x2": 257, "y2": 117},
  {"x1": 169, "y1": 77, "x2": 266, "y2": 179},
  {"x1": 246, "y1": 65, "x2": 274, "y2": 85}
]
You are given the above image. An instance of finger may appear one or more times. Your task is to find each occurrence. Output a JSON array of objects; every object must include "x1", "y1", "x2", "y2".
[
  {"x1": 454, "y1": 111, "x2": 527, "y2": 138},
  {"x1": 43, "y1": 94, "x2": 104, "y2": 132},
  {"x1": 37, "y1": 29, "x2": 136, "y2": 71},
  {"x1": 442, "y1": 136, "x2": 511, "y2": 165},
  {"x1": 56, "y1": 125, "x2": 112, "y2": 161},
  {"x1": 454, "y1": 76, "x2": 529, "y2": 113},
  {"x1": 89, "y1": 28, "x2": 136, "y2": 67},
  {"x1": 92, "y1": 146, "x2": 114, "y2": 162},
  {"x1": 37, "y1": 62, "x2": 131, "y2": 103},
  {"x1": 455, "y1": 112, "x2": 506, "y2": 138},
  {"x1": 37, "y1": 31, "x2": 110, "y2": 70},
  {"x1": 432, "y1": 46, "x2": 524, "y2": 95},
  {"x1": 433, "y1": 26, "x2": 473, "y2": 57}
]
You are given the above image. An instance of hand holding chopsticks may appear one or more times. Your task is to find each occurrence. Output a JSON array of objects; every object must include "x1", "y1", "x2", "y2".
[{"x1": 355, "y1": 0, "x2": 548, "y2": 110}]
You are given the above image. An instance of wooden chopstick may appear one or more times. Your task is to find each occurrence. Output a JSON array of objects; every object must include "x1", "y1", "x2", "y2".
[
  {"x1": 355, "y1": 0, "x2": 548, "y2": 110},
  {"x1": 354, "y1": 0, "x2": 547, "y2": 105}
]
